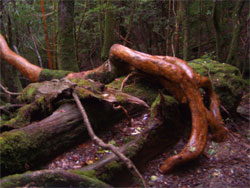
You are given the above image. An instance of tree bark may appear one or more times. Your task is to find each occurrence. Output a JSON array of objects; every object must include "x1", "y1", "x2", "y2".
[
  {"x1": 101, "y1": 0, "x2": 115, "y2": 61},
  {"x1": 180, "y1": 1, "x2": 189, "y2": 60},
  {"x1": 0, "y1": 84, "x2": 149, "y2": 176},
  {"x1": 226, "y1": 0, "x2": 245, "y2": 67},
  {"x1": 212, "y1": 0, "x2": 222, "y2": 61},
  {"x1": 40, "y1": 0, "x2": 53, "y2": 69},
  {"x1": 57, "y1": 0, "x2": 79, "y2": 72}
]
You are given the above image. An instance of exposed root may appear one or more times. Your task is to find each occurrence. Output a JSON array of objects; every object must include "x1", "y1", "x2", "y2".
[
  {"x1": 120, "y1": 72, "x2": 137, "y2": 91},
  {"x1": 113, "y1": 104, "x2": 132, "y2": 126},
  {"x1": 0, "y1": 34, "x2": 42, "y2": 82},
  {"x1": 109, "y1": 44, "x2": 226, "y2": 173}
]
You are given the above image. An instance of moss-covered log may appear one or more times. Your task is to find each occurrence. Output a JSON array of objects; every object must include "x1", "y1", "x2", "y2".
[
  {"x1": 0, "y1": 169, "x2": 111, "y2": 188},
  {"x1": 0, "y1": 80, "x2": 149, "y2": 176},
  {"x1": 0, "y1": 98, "x2": 180, "y2": 187}
]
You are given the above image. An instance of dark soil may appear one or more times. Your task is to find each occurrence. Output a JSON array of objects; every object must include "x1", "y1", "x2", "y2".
[{"x1": 45, "y1": 94, "x2": 250, "y2": 188}]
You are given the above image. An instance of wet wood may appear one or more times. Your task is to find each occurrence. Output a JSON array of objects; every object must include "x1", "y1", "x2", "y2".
[
  {"x1": 109, "y1": 44, "x2": 227, "y2": 173},
  {"x1": 0, "y1": 34, "x2": 42, "y2": 82},
  {"x1": 1, "y1": 89, "x2": 149, "y2": 176}
]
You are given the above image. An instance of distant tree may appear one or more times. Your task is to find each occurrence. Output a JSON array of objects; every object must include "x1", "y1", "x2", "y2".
[
  {"x1": 180, "y1": 1, "x2": 190, "y2": 60},
  {"x1": 57, "y1": 0, "x2": 79, "y2": 72},
  {"x1": 40, "y1": 0, "x2": 53, "y2": 69},
  {"x1": 101, "y1": 0, "x2": 115, "y2": 61},
  {"x1": 212, "y1": 0, "x2": 222, "y2": 61},
  {"x1": 226, "y1": 0, "x2": 245, "y2": 67}
]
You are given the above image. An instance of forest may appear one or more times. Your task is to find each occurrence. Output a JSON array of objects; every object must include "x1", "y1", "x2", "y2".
[{"x1": 0, "y1": 0, "x2": 249, "y2": 187}]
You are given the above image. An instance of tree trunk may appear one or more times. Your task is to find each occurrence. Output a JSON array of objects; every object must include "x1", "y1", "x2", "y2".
[
  {"x1": 226, "y1": 0, "x2": 245, "y2": 67},
  {"x1": 0, "y1": 83, "x2": 149, "y2": 176},
  {"x1": 101, "y1": 0, "x2": 115, "y2": 61},
  {"x1": 75, "y1": 0, "x2": 87, "y2": 66},
  {"x1": 198, "y1": 0, "x2": 202, "y2": 57},
  {"x1": 174, "y1": 1, "x2": 180, "y2": 57},
  {"x1": 181, "y1": 1, "x2": 189, "y2": 60},
  {"x1": 40, "y1": 0, "x2": 53, "y2": 69},
  {"x1": 57, "y1": 0, "x2": 79, "y2": 72},
  {"x1": 212, "y1": 0, "x2": 222, "y2": 61},
  {"x1": 51, "y1": 0, "x2": 57, "y2": 69}
]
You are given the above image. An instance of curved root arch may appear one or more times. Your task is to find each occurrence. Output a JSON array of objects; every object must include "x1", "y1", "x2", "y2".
[{"x1": 109, "y1": 44, "x2": 227, "y2": 173}]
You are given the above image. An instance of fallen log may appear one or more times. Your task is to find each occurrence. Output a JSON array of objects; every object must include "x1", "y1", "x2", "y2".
[
  {"x1": 0, "y1": 81, "x2": 149, "y2": 176},
  {"x1": 0, "y1": 105, "x2": 181, "y2": 187},
  {"x1": 0, "y1": 169, "x2": 111, "y2": 188}
]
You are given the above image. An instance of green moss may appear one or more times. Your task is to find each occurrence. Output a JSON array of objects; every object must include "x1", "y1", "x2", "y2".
[
  {"x1": 19, "y1": 85, "x2": 37, "y2": 102},
  {"x1": 71, "y1": 170, "x2": 97, "y2": 179},
  {"x1": 151, "y1": 94, "x2": 178, "y2": 118},
  {"x1": 107, "y1": 76, "x2": 158, "y2": 105},
  {"x1": 114, "y1": 93, "x2": 127, "y2": 103},
  {"x1": 71, "y1": 78, "x2": 102, "y2": 92},
  {"x1": 75, "y1": 87, "x2": 101, "y2": 99},
  {"x1": 98, "y1": 160, "x2": 121, "y2": 181},
  {"x1": 38, "y1": 69, "x2": 72, "y2": 81},
  {"x1": 106, "y1": 76, "x2": 126, "y2": 89},
  {"x1": 189, "y1": 58, "x2": 247, "y2": 112},
  {"x1": 0, "y1": 131, "x2": 32, "y2": 175},
  {"x1": 2, "y1": 103, "x2": 39, "y2": 129},
  {"x1": 1, "y1": 170, "x2": 109, "y2": 188}
]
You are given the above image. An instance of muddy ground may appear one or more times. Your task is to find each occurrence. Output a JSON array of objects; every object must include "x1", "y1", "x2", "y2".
[{"x1": 45, "y1": 94, "x2": 250, "y2": 188}]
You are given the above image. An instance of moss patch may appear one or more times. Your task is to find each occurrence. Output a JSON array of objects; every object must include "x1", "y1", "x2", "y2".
[
  {"x1": 38, "y1": 69, "x2": 72, "y2": 81},
  {"x1": 107, "y1": 76, "x2": 159, "y2": 106},
  {"x1": 2, "y1": 103, "x2": 40, "y2": 129},
  {"x1": 18, "y1": 85, "x2": 37, "y2": 103},
  {"x1": 151, "y1": 94, "x2": 178, "y2": 119},
  {"x1": 189, "y1": 58, "x2": 248, "y2": 112},
  {"x1": 0, "y1": 131, "x2": 33, "y2": 176}
]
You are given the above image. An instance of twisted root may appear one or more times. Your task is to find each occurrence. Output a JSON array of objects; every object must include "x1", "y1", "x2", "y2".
[{"x1": 109, "y1": 44, "x2": 227, "y2": 173}]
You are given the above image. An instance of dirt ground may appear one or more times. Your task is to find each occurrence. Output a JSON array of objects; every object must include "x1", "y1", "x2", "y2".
[{"x1": 46, "y1": 94, "x2": 250, "y2": 188}]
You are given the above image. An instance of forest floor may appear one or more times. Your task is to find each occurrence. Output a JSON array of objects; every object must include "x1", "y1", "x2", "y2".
[{"x1": 45, "y1": 93, "x2": 250, "y2": 188}]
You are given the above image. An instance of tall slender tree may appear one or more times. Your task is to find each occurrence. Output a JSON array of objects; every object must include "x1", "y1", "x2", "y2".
[
  {"x1": 226, "y1": 0, "x2": 245, "y2": 67},
  {"x1": 212, "y1": 0, "x2": 222, "y2": 61},
  {"x1": 180, "y1": 1, "x2": 189, "y2": 60},
  {"x1": 40, "y1": 0, "x2": 53, "y2": 69},
  {"x1": 101, "y1": 0, "x2": 115, "y2": 61},
  {"x1": 57, "y1": 0, "x2": 79, "y2": 72}
]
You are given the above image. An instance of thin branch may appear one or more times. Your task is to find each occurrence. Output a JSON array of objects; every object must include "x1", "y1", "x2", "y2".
[
  {"x1": 72, "y1": 90, "x2": 147, "y2": 188},
  {"x1": 115, "y1": 31, "x2": 133, "y2": 45},
  {"x1": 113, "y1": 104, "x2": 132, "y2": 126},
  {"x1": 0, "y1": 104, "x2": 24, "y2": 110},
  {"x1": 0, "y1": 83, "x2": 21, "y2": 95},
  {"x1": 120, "y1": 72, "x2": 138, "y2": 91},
  {"x1": 27, "y1": 24, "x2": 43, "y2": 68}
]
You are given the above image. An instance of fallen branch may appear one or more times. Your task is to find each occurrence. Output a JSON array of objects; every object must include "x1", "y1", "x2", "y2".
[
  {"x1": 0, "y1": 104, "x2": 24, "y2": 110},
  {"x1": 113, "y1": 104, "x2": 132, "y2": 126},
  {"x1": 0, "y1": 83, "x2": 21, "y2": 95},
  {"x1": 72, "y1": 90, "x2": 148, "y2": 187}
]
